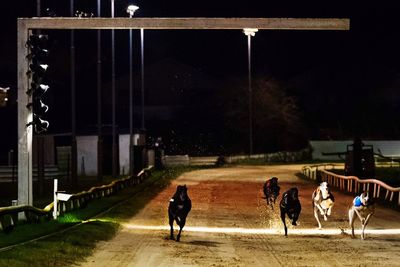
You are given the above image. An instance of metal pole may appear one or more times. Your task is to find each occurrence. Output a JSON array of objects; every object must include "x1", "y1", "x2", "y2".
[
  {"x1": 97, "y1": 0, "x2": 103, "y2": 181},
  {"x1": 36, "y1": 0, "x2": 40, "y2": 17},
  {"x1": 36, "y1": 0, "x2": 44, "y2": 196},
  {"x1": 18, "y1": 22, "x2": 33, "y2": 207},
  {"x1": 247, "y1": 34, "x2": 253, "y2": 155},
  {"x1": 111, "y1": 0, "x2": 118, "y2": 178},
  {"x1": 140, "y1": 28, "x2": 145, "y2": 130},
  {"x1": 243, "y1": 29, "x2": 257, "y2": 155},
  {"x1": 70, "y1": 0, "x2": 78, "y2": 187},
  {"x1": 53, "y1": 179, "x2": 58, "y2": 219},
  {"x1": 129, "y1": 25, "x2": 134, "y2": 176}
]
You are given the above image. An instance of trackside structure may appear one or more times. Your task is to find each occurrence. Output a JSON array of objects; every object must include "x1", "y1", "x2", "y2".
[{"x1": 17, "y1": 17, "x2": 350, "y2": 206}]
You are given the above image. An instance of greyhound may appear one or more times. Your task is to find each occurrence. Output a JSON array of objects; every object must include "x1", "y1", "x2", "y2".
[
  {"x1": 312, "y1": 182, "x2": 335, "y2": 229},
  {"x1": 263, "y1": 177, "x2": 280, "y2": 209},
  {"x1": 349, "y1": 191, "x2": 375, "y2": 240},
  {"x1": 168, "y1": 185, "x2": 192, "y2": 242},
  {"x1": 280, "y1": 187, "x2": 302, "y2": 236}
]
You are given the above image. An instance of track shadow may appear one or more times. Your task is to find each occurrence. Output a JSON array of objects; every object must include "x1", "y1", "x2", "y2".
[{"x1": 187, "y1": 240, "x2": 222, "y2": 247}]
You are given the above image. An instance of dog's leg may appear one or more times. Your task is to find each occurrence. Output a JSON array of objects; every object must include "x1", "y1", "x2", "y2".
[
  {"x1": 269, "y1": 197, "x2": 275, "y2": 210},
  {"x1": 316, "y1": 204, "x2": 325, "y2": 216},
  {"x1": 361, "y1": 213, "x2": 373, "y2": 240},
  {"x1": 327, "y1": 203, "x2": 334, "y2": 216},
  {"x1": 281, "y1": 209, "x2": 288, "y2": 236},
  {"x1": 176, "y1": 217, "x2": 186, "y2": 242},
  {"x1": 349, "y1": 208, "x2": 356, "y2": 238},
  {"x1": 314, "y1": 207, "x2": 322, "y2": 229},
  {"x1": 169, "y1": 215, "x2": 175, "y2": 240},
  {"x1": 354, "y1": 208, "x2": 364, "y2": 225}
]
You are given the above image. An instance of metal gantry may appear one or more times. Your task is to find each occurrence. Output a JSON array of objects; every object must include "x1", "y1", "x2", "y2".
[{"x1": 17, "y1": 17, "x2": 350, "y2": 206}]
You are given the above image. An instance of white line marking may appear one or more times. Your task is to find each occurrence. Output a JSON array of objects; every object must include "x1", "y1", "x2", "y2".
[{"x1": 122, "y1": 224, "x2": 400, "y2": 235}]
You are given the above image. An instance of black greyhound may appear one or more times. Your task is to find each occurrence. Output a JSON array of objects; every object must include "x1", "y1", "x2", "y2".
[
  {"x1": 168, "y1": 184, "x2": 192, "y2": 241},
  {"x1": 280, "y1": 187, "x2": 302, "y2": 236},
  {"x1": 263, "y1": 177, "x2": 280, "y2": 209}
]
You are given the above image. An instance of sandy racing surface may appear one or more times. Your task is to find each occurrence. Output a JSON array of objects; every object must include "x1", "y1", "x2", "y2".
[{"x1": 80, "y1": 165, "x2": 400, "y2": 266}]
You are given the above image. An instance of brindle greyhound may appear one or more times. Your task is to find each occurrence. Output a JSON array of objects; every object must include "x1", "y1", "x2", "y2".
[
  {"x1": 349, "y1": 191, "x2": 374, "y2": 240},
  {"x1": 312, "y1": 182, "x2": 335, "y2": 229},
  {"x1": 168, "y1": 185, "x2": 192, "y2": 241},
  {"x1": 263, "y1": 177, "x2": 280, "y2": 209}
]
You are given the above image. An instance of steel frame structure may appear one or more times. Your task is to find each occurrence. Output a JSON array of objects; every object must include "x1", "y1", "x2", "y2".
[{"x1": 17, "y1": 17, "x2": 350, "y2": 206}]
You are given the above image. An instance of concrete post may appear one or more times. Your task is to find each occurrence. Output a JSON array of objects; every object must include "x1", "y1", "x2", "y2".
[{"x1": 17, "y1": 21, "x2": 33, "y2": 206}]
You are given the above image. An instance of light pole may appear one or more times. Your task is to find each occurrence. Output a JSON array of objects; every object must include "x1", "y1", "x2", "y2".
[
  {"x1": 243, "y1": 28, "x2": 258, "y2": 156},
  {"x1": 140, "y1": 28, "x2": 145, "y2": 131},
  {"x1": 36, "y1": 0, "x2": 40, "y2": 17},
  {"x1": 127, "y1": 4, "x2": 139, "y2": 176},
  {"x1": 97, "y1": 0, "x2": 103, "y2": 181},
  {"x1": 70, "y1": 0, "x2": 77, "y2": 187},
  {"x1": 111, "y1": 0, "x2": 117, "y2": 178}
]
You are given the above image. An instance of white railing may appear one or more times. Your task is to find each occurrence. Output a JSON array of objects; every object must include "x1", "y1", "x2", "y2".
[
  {"x1": 320, "y1": 169, "x2": 400, "y2": 206},
  {"x1": 301, "y1": 163, "x2": 343, "y2": 180},
  {"x1": 0, "y1": 166, "x2": 153, "y2": 233}
]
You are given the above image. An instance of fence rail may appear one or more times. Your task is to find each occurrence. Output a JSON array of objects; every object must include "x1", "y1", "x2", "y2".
[
  {"x1": 320, "y1": 170, "x2": 400, "y2": 206},
  {"x1": 301, "y1": 163, "x2": 343, "y2": 180},
  {"x1": 302, "y1": 163, "x2": 400, "y2": 206},
  {"x1": 0, "y1": 166, "x2": 153, "y2": 233}
]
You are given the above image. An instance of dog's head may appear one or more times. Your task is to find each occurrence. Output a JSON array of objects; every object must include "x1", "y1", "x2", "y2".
[
  {"x1": 320, "y1": 182, "x2": 329, "y2": 192},
  {"x1": 175, "y1": 184, "x2": 189, "y2": 201},
  {"x1": 359, "y1": 191, "x2": 371, "y2": 206},
  {"x1": 287, "y1": 187, "x2": 299, "y2": 201}
]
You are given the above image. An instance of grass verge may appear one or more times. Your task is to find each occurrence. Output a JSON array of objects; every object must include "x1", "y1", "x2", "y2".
[{"x1": 0, "y1": 166, "x2": 197, "y2": 267}]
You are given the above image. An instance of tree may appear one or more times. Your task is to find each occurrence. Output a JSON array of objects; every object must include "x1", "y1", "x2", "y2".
[{"x1": 218, "y1": 76, "x2": 308, "y2": 153}]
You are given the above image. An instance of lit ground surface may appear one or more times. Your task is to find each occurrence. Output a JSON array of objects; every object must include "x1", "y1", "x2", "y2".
[{"x1": 80, "y1": 165, "x2": 400, "y2": 267}]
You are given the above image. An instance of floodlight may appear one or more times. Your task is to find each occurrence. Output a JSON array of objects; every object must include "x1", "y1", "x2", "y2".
[
  {"x1": 126, "y1": 5, "x2": 139, "y2": 18},
  {"x1": 243, "y1": 28, "x2": 258, "y2": 37}
]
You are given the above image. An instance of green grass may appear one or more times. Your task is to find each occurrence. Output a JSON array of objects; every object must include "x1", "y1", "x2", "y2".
[{"x1": 0, "y1": 166, "x2": 197, "y2": 267}]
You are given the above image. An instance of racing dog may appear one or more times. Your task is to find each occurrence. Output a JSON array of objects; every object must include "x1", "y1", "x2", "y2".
[
  {"x1": 168, "y1": 184, "x2": 192, "y2": 242},
  {"x1": 349, "y1": 191, "x2": 375, "y2": 240},
  {"x1": 280, "y1": 187, "x2": 302, "y2": 236},
  {"x1": 312, "y1": 182, "x2": 335, "y2": 229},
  {"x1": 263, "y1": 177, "x2": 280, "y2": 209}
]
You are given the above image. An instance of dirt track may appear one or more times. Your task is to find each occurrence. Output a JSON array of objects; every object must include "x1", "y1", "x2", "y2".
[{"x1": 80, "y1": 165, "x2": 400, "y2": 267}]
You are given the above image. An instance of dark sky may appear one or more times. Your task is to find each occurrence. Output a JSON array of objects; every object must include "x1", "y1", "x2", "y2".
[{"x1": 0, "y1": 1, "x2": 400, "y2": 155}]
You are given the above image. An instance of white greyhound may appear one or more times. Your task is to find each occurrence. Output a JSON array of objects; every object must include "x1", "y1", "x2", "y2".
[
  {"x1": 349, "y1": 191, "x2": 375, "y2": 240},
  {"x1": 312, "y1": 182, "x2": 335, "y2": 229}
]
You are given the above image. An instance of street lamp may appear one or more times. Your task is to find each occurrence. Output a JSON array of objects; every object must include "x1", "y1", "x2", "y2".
[
  {"x1": 140, "y1": 28, "x2": 145, "y2": 131},
  {"x1": 127, "y1": 5, "x2": 139, "y2": 17},
  {"x1": 243, "y1": 28, "x2": 258, "y2": 155},
  {"x1": 97, "y1": 0, "x2": 103, "y2": 181},
  {"x1": 127, "y1": 4, "x2": 139, "y2": 176},
  {"x1": 111, "y1": 0, "x2": 117, "y2": 178},
  {"x1": 69, "y1": 0, "x2": 77, "y2": 187}
]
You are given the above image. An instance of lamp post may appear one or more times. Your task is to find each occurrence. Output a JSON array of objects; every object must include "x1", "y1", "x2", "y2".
[
  {"x1": 97, "y1": 0, "x2": 103, "y2": 181},
  {"x1": 140, "y1": 28, "x2": 145, "y2": 131},
  {"x1": 36, "y1": 0, "x2": 40, "y2": 17},
  {"x1": 127, "y1": 4, "x2": 139, "y2": 176},
  {"x1": 243, "y1": 28, "x2": 258, "y2": 156},
  {"x1": 111, "y1": 0, "x2": 117, "y2": 178},
  {"x1": 70, "y1": 0, "x2": 77, "y2": 187}
]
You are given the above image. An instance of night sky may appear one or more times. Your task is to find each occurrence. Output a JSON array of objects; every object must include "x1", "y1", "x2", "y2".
[{"x1": 0, "y1": 1, "x2": 399, "y2": 157}]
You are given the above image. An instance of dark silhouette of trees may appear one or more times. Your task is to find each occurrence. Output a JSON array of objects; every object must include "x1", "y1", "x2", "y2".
[{"x1": 218, "y1": 76, "x2": 308, "y2": 154}]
